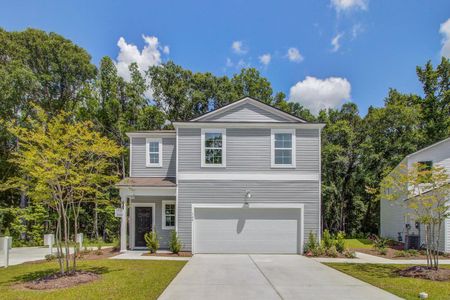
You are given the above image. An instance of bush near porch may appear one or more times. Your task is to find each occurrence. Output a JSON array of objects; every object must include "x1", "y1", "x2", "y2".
[{"x1": 0, "y1": 259, "x2": 186, "y2": 300}]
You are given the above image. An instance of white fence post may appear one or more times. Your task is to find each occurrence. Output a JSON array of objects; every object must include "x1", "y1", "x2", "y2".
[
  {"x1": 44, "y1": 234, "x2": 54, "y2": 255},
  {"x1": 1, "y1": 236, "x2": 12, "y2": 268},
  {"x1": 76, "y1": 233, "x2": 83, "y2": 250}
]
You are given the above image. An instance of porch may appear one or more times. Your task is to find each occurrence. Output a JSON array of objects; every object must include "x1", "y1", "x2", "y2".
[{"x1": 117, "y1": 177, "x2": 176, "y2": 251}]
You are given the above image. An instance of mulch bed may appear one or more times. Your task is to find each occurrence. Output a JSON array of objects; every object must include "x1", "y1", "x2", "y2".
[
  {"x1": 397, "y1": 266, "x2": 450, "y2": 281},
  {"x1": 142, "y1": 251, "x2": 192, "y2": 257},
  {"x1": 15, "y1": 271, "x2": 100, "y2": 290},
  {"x1": 77, "y1": 247, "x2": 120, "y2": 260},
  {"x1": 355, "y1": 248, "x2": 450, "y2": 260}
]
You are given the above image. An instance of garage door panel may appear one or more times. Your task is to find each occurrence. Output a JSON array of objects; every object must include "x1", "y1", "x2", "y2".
[{"x1": 194, "y1": 207, "x2": 300, "y2": 254}]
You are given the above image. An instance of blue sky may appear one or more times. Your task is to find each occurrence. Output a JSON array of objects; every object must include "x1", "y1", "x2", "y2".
[{"x1": 1, "y1": 0, "x2": 450, "y2": 115}]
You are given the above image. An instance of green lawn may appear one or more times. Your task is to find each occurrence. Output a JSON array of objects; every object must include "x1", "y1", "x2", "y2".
[
  {"x1": 0, "y1": 259, "x2": 186, "y2": 300},
  {"x1": 344, "y1": 238, "x2": 374, "y2": 249},
  {"x1": 325, "y1": 263, "x2": 450, "y2": 300}
]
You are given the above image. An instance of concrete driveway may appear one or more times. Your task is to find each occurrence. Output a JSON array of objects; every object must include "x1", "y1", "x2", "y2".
[{"x1": 158, "y1": 254, "x2": 401, "y2": 300}]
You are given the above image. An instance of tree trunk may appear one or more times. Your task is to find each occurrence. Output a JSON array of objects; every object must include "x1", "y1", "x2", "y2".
[{"x1": 93, "y1": 201, "x2": 99, "y2": 240}]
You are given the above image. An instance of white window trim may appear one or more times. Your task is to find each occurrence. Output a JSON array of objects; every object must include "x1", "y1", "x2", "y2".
[
  {"x1": 271, "y1": 128, "x2": 296, "y2": 168},
  {"x1": 146, "y1": 138, "x2": 163, "y2": 168},
  {"x1": 162, "y1": 200, "x2": 176, "y2": 230},
  {"x1": 201, "y1": 128, "x2": 226, "y2": 168}
]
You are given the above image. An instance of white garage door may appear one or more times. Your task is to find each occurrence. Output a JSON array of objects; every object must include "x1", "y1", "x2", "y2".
[{"x1": 193, "y1": 207, "x2": 301, "y2": 254}]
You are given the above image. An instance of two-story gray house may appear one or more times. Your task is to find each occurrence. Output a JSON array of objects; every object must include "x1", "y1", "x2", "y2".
[{"x1": 117, "y1": 97, "x2": 324, "y2": 254}]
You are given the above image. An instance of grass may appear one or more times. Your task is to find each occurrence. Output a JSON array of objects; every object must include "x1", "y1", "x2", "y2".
[
  {"x1": 344, "y1": 238, "x2": 374, "y2": 249},
  {"x1": 325, "y1": 263, "x2": 450, "y2": 300},
  {"x1": 0, "y1": 259, "x2": 186, "y2": 300}
]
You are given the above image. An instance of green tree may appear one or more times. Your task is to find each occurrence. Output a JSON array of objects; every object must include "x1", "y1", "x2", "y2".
[
  {"x1": 381, "y1": 163, "x2": 450, "y2": 269},
  {"x1": 231, "y1": 68, "x2": 273, "y2": 104},
  {"x1": 2, "y1": 106, "x2": 121, "y2": 274},
  {"x1": 415, "y1": 58, "x2": 450, "y2": 145},
  {"x1": 319, "y1": 103, "x2": 364, "y2": 233}
]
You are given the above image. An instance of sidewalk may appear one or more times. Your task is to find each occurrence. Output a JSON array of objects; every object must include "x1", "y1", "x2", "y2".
[
  {"x1": 0, "y1": 246, "x2": 112, "y2": 267},
  {"x1": 312, "y1": 251, "x2": 450, "y2": 264}
]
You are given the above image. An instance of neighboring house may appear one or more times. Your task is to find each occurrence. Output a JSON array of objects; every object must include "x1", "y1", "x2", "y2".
[
  {"x1": 116, "y1": 97, "x2": 324, "y2": 254},
  {"x1": 380, "y1": 137, "x2": 450, "y2": 253}
]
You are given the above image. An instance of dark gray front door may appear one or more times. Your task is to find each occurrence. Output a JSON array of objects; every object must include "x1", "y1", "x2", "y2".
[{"x1": 135, "y1": 207, "x2": 153, "y2": 247}]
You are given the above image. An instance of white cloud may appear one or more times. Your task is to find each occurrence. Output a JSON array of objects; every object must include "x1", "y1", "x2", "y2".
[
  {"x1": 289, "y1": 76, "x2": 351, "y2": 114},
  {"x1": 115, "y1": 35, "x2": 168, "y2": 82},
  {"x1": 226, "y1": 57, "x2": 234, "y2": 67},
  {"x1": 331, "y1": 33, "x2": 344, "y2": 52},
  {"x1": 331, "y1": 0, "x2": 368, "y2": 12},
  {"x1": 351, "y1": 23, "x2": 364, "y2": 39},
  {"x1": 287, "y1": 47, "x2": 304, "y2": 63},
  {"x1": 439, "y1": 18, "x2": 450, "y2": 58},
  {"x1": 163, "y1": 45, "x2": 170, "y2": 55},
  {"x1": 231, "y1": 41, "x2": 248, "y2": 54},
  {"x1": 259, "y1": 53, "x2": 271, "y2": 66}
]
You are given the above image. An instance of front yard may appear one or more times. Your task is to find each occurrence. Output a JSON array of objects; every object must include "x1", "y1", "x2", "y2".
[
  {"x1": 0, "y1": 259, "x2": 186, "y2": 300},
  {"x1": 326, "y1": 263, "x2": 450, "y2": 300}
]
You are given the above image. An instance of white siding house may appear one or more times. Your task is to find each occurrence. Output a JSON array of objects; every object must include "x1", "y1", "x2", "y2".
[{"x1": 380, "y1": 137, "x2": 450, "y2": 253}]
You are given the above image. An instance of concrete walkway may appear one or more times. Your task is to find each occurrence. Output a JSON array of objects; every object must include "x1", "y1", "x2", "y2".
[
  {"x1": 158, "y1": 254, "x2": 401, "y2": 300},
  {"x1": 0, "y1": 246, "x2": 111, "y2": 267},
  {"x1": 313, "y1": 251, "x2": 450, "y2": 264},
  {"x1": 111, "y1": 250, "x2": 191, "y2": 261}
]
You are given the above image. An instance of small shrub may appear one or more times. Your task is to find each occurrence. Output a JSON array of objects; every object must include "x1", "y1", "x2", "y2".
[
  {"x1": 144, "y1": 231, "x2": 159, "y2": 253},
  {"x1": 322, "y1": 229, "x2": 335, "y2": 250},
  {"x1": 343, "y1": 249, "x2": 357, "y2": 258},
  {"x1": 395, "y1": 250, "x2": 409, "y2": 257},
  {"x1": 325, "y1": 245, "x2": 338, "y2": 257},
  {"x1": 95, "y1": 249, "x2": 103, "y2": 255},
  {"x1": 335, "y1": 231, "x2": 345, "y2": 253},
  {"x1": 372, "y1": 236, "x2": 389, "y2": 251},
  {"x1": 406, "y1": 249, "x2": 419, "y2": 256},
  {"x1": 45, "y1": 254, "x2": 56, "y2": 261},
  {"x1": 378, "y1": 247, "x2": 388, "y2": 255},
  {"x1": 311, "y1": 245, "x2": 324, "y2": 257},
  {"x1": 304, "y1": 231, "x2": 318, "y2": 253},
  {"x1": 169, "y1": 231, "x2": 182, "y2": 254}
]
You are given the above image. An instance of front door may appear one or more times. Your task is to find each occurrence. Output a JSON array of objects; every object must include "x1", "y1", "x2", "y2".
[{"x1": 135, "y1": 207, "x2": 153, "y2": 247}]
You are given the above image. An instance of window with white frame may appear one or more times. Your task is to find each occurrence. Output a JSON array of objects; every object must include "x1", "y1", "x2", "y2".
[
  {"x1": 146, "y1": 138, "x2": 162, "y2": 167},
  {"x1": 201, "y1": 129, "x2": 226, "y2": 167},
  {"x1": 162, "y1": 201, "x2": 176, "y2": 229},
  {"x1": 271, "y1": 129, "x2": 296, "y2": 168}
]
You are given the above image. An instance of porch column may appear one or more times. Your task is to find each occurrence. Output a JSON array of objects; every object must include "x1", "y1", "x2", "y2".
[{"x1": 120, "y1": 194, "x2": 128, "y2": 252}]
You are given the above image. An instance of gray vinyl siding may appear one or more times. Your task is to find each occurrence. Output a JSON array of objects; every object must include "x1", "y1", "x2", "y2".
[
  {"x1": 177, "y1": 180, "x2": 320, "y2": 251},
  {"x1": 201, "y1": 102, "x2": 290, "y2": 122},
  {"x1": 132, "y1": 196, "x2": 176, "y2": 249},
  {"x1": 130, "y1": 137, "x2": 176, "y2": 177},
  {"x1": 178, "y1": 128, "x2": 320, "y2": 172}
]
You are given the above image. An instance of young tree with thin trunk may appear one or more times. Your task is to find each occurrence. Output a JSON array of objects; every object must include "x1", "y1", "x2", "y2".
[
  {"x1": 1, "y1": 106, "x2": 121, "y2": 274},
  {"x1": 381, "y1": 162, "x2": 450, "y2": 269}
]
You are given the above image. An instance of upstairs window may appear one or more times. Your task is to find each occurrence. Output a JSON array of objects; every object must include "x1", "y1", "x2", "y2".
[
  {"x1": 162, "y1": 201, "x2": 176, "y2": 230},
  {"x1": 146, "y1": 138, "x2": 162, "y2": 167},
  {"x1": 271, "y1": 129, "x2": 296, "y2": 168},
  {"x1": 201, "y1": 129, "x2": 226, "y2": 167}
]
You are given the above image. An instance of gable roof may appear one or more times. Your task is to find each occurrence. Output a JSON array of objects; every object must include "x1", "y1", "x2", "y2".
[
  {"x1": 190, "y1": 97, "x2": 307, "y2": 123},
  {"x1": 405, "y1": 136, "x2": 450, "y2": 160}
]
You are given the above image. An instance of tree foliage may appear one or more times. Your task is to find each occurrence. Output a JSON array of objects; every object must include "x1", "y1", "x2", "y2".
[
  {"x1": 2, "y1": 106, "x2": 121, "y2": 274},
  {"x1": 381, "y1": 163, "x2": 450, "y2": 269}
]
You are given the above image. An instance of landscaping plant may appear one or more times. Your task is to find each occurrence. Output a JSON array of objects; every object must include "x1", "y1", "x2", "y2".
[
  {"x1": 145, "y1": 231, "x2": 159, "y2": 253},
  {"x1": 169, "y1": 230, "x2": 182, "y2": 254},
  {"x1": 0, "y1": 106, "x2": 121, "y2": 275},
  {"x1": 321, "y1": 229, "x2": 335, "y2": 250},
  {"x1": 335, "y1": 231, "x2": 346, "y2": 253},
  {"x1": 382, "y1": 162, "x2": 450, "y2": 269}
]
